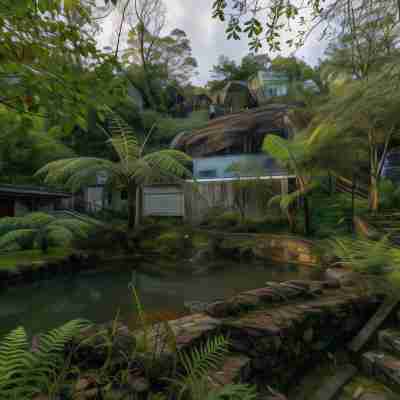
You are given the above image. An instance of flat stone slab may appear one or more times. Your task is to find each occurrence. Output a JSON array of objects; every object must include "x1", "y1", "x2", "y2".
[
  {"x1": 135, "y1": 313, "x2": 222, "y2": 356},
  {"x1": 313, "y1": 364, "x2": 357, "y2": 400},
  {"x1": 362, "y1": 351, "x2": 400, "y2": 392},
  {"x1": 348, "y1": 297, "x2": 400, "y2": 353},
  {"x1": 206, "y1": 280, "x2": 339, "y2": 318},
  {"x1": 378, "y1": 330, "x2": 400, "y2": 358}
]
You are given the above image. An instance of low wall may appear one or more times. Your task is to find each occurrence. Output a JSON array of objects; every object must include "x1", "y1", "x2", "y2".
[{"x1": 78, "y1": 280, "x2": 380, "y2": 397}]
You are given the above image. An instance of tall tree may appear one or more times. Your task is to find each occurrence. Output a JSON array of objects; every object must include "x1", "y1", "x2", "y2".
[
  {"x1": 207, "y1": 54, "x2": 263, "y2": 92},
  {"x1": 321, "y1": 0, "x2": 400, "y2": 81},
  {"x1": 309, "y1": 64, "x2": 400, "y2": 211},
  {"x1": 121, "y1": 0, "x2": 167, "y2": 109}
]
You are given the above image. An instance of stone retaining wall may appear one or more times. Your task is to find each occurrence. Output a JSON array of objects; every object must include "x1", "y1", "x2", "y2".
[{"x1": 93, "y1": 279, "x2": 380, "y2": 397}]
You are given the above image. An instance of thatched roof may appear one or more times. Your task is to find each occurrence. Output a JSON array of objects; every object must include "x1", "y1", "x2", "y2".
[{"x1": 171, "y1": 104, "x2": 305, "y2": 157}]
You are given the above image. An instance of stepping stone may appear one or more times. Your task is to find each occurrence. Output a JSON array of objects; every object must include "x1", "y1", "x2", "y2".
[
  {"x1": 313, "y1": 364, "x2": 357, "y2": 400},
  {"x1": 362, "y1": 351, "x2": 400, "y2": 392},
  {"x1": 348, "y1": 297, "x2": 399, "y2": 353},
  {"x1": 378, "y1": 330, "x2": 400, "y2": 358}
]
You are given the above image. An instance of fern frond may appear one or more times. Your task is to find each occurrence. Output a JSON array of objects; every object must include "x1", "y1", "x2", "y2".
[
  {"x1": 172, "y1": 335, "x2": 230, "y2": 400},
  {"x1": 207, "y1": 384, "x2": 258, "y2": 400}
]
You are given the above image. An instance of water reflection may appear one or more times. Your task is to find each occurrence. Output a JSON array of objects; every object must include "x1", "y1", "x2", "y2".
[{"x1": 0, "y1": 260, "x2": 313, "y2": 336}]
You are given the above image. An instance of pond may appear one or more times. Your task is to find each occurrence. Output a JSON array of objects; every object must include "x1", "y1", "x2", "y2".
[{"x1": 0, "y1": 259, "x2": 316, "y2": 337}]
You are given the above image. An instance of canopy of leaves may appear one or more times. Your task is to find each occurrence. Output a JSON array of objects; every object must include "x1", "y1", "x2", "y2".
[{"x1": 207, "y1": 54, "x2": 263, "y2": 92}]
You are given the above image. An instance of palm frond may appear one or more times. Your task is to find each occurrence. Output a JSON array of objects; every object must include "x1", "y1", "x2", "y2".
[
  {"x1": 139, "y1": 150, "x2": 192, "y2": 183},
  {"x1": 36, "y1": 157, "x2": 116, "y2": 189}
]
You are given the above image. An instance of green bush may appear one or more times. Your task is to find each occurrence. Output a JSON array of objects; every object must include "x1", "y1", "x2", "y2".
[
  {"x1": 0, "y1": 213, "x2": 92, "y2": 253},
  {"x1": 234, "y1": 215, "x2": 288, "y2": 233},
  {"x1": 379, "y1": 179, "x2": 400, "y2": 210},
  {"x1": 206, "y1": 211, "x2": 241, "y2": 230}
]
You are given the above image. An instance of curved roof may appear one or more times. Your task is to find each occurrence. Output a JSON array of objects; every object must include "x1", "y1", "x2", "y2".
[{"x1": 171, "y1": 104, "x2": 304, "y2": 157}]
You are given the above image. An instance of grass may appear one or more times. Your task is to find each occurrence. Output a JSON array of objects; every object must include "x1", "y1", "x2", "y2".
[{"x1": 0, "y1": 247, "x2": 72, "y2": 271}]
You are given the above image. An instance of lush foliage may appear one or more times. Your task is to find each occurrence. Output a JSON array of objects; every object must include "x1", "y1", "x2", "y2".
[
  {"x1": 36, "y1": 111, "x2": 192, "y2": 228},
  {"x1": 0, "y1": 319, "x2": 90, "y2": 399},
  {"x1": 0, "y1": 213, "x2": 92, "y2": 253}
]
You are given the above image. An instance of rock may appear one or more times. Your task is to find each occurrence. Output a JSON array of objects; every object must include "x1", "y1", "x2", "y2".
[
  {"x1": 184, "y1": 301, "x2": 210, "y2": 313},
  {"x1": 362, "y1": 351, "x2": 400, "y2": 392},
  {"x1": 67, "y1": 322, "x2": 135, "y2": 369},
  {"x1": 126, "y1": 376, "x2": 150, "y2": 393},
  {"x1": 378, "y1": 329, "x2": 400, "y2": 358},
  {"x1": 207, "y1": 355, "x2": 251, "y2": 390},
  {"x1": 75, "y1": 378, "x2": 91, "y2": 392},
  {"x1": 303, "y1": 328, "x2": 313, "y2": 343},
  {"x1": 325, "y1": 268, "x2": 354, "y2": 285},
  {"x1": 353, "y1": 386, "x2": 364, "y2": 398},
  {"x1": 74, "y1": 388, "x2": 99, "y2": 400}
]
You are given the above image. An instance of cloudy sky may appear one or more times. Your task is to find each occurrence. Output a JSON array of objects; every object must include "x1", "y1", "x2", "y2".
[{"x1": 98, "y1": 0, "x2": 327, "y2": 85}]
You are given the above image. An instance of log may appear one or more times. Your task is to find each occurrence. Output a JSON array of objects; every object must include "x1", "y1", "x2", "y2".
[
  {"x1": 313, "y1": 364, "x2": 357, "y2": 400},
  {"x1": 348, "y1": 297, "x2": 399, "y2": 353}
]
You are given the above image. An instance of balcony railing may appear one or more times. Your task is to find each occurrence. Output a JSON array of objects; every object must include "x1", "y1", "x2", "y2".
[{"x1": 193, "y1": 154, "x2": 289, "y2": 180}]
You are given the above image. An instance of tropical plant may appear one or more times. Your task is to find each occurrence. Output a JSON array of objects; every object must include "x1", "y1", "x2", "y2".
[
  {"x1": 0, "y1": 319, "x2": 90, "y2": 400},
  {"x1": 168, "y1": 334, "x2": 257, "y2": 400},
  {"x1": 310, "y1": 64, "x2": 400, "y2": 212},
  {"x1": 0, "y1": 212, "x2": 92, "y2": 253},
  {"x1": 263, "y1": 134, "x2": 317, "y2": 235},
  {"x1": 36, "y1": 111, "x2": 192, "y2": 229}
]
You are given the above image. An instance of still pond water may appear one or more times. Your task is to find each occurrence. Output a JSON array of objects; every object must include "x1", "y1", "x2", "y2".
[{"x1": 0, "y1": 260, "x2": 315, "y2": 337}]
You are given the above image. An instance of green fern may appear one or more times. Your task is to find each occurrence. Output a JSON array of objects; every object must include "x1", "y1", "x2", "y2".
[
  {"x1": 169, "y1": 335, "x2": 230, "y2": 400},
  {"x1": 207, "y1": 383, "x2": 258, "y2": 400},
  {"x1": 0, "y1": 319, "x2": 90, "y2": 399}
]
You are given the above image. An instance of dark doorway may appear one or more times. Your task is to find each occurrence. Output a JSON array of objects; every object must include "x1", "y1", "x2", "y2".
[{"x1": 0, "y1": 198, "x2": 15, "y2": 218}]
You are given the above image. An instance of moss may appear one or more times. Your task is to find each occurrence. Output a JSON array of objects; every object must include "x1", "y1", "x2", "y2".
[{"x1": 339, "y1": 375, "x2": 396, "y2": 400}]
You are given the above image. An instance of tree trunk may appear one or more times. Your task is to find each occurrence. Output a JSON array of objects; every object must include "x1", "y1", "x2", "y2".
[
  {"x1": 135, "y1": 185, "x2": 142, "y2": 228},
  {"x1": 303, "y1": 195, "x2": 311, "y2": 236},
  {"x1": 369, "y1": 175, "x2": 379, "y2": 213},
  {"x1": 127, "y1": 188, "x2": 136, "y2": 231}
]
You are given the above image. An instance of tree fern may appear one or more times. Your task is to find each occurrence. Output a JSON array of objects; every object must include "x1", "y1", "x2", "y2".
[
  {"x1": 0, "y1": 319, "x2": 90, "y2": 399},
  {"x1": 36, "y1": 110, "x2": 192, "y2": 229}
]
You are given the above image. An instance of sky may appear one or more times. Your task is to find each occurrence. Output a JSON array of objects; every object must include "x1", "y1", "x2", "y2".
[{"x1": 98, "y1": 0, "x2": 327, "y2": 86}]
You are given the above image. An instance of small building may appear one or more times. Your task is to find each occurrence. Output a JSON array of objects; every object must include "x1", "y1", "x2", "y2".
[
  {"x1": 0, "y1": 184, "x2": 72, "y2": 218},
  {"x1": 191, "y1": 94, "x2": 212, "y2": 110},
  {"x1": 143, "y1": 104, "x2": 301, "y2": 222},
  {"x1": 248, "y1": 71, "x2": 290, "y2": 103},
  {"x1": 215, "y1": 81, "x2": 258, "y2": 113}
]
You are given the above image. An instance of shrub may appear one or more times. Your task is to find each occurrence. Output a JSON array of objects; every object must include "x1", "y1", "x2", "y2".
[
  {"x1": 0, "y1": 213, "x2": 92, "y2": 253},
  {"x1": 203, "y1": 211, "x2": 240, "y2": 230},
  {"x1": 234, "y1": 215, "x2": 288, "y2": 233},
  {"x1": 379, "y1": 179, "x2": 400, "y2": 210}
]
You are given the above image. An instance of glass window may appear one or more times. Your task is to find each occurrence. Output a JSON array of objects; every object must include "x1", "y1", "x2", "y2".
[{"x1": 198, "y1": 169, "x2": 217, "y2": 178}]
